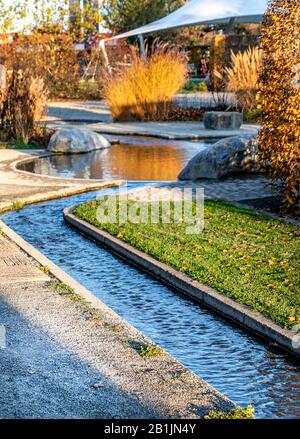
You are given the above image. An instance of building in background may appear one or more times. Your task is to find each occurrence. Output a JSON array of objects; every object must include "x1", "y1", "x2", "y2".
[
  {"x1": 84, "y1": 0, "x2": 100, "y2": 32},
  {"x1": 69, "y1": 0, "x2": 100, "y2": 45},
  {"x1": 83, "y1": 0, "x2": 100, "y2": 47}
]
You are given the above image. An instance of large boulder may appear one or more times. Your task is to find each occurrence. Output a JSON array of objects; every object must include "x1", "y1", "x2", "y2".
[
  {"x1": 48, "y1": 128, "x2": 111, "y2": 154},
  {"x1": 178, "y1": 135, "x2": 260, "y2": 180},
  {"x1": 204, "y1": 111, "x2": 243, "y2": 130}
]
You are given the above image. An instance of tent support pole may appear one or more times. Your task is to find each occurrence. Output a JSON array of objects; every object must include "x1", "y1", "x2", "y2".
[
  {"x1": 138, "y1": 34, "x2": 146, "y2": 58},
  {"x1": 225, "y1": 17, "x2": 236, "y2": 34},
  {"x1": 100, "y1": 40, "x2": 112, "y2": 74}
]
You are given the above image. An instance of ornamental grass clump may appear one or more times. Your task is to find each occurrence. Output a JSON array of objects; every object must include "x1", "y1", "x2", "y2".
[
  {"x1": 103, "y1": 44, "x2": 188, "y2": 121},
  {"x1": 225, "y1": 47, "x2": 263, "y2": 111},
  {"x1": 257, "y1": 0, "x2": 300, "y2": 207},
  {"x1": 0, "y1": 69, "x2": 48, "y2": 145}
]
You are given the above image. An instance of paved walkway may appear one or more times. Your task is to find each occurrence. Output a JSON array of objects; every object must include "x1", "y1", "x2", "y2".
[
  {"x1": 47, "y1": 100, "x2": 259, "y2": 140},
  {"x1": 128, "y1": 177, "x2": 274, "y2": 203},
  {"x1": 47, "y1": 93, "x2": 238, "y2": 123},
  {"x1": 174, "y1": 92, "x2": 236, "y2": 109},
  {"x1": 47, "y1": 100, "x2": 113, "y2": 123},
  {"x1": 0, "y1": 232, "x2": 232, "y2": 419},
  {"x1": 49, "y1": 120, "x2": 258, "y2": 140}
]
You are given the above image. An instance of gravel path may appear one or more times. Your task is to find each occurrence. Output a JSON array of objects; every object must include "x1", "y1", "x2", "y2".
[{"x1": 0, "y1": 233, "x2": 233, "y2": 419}]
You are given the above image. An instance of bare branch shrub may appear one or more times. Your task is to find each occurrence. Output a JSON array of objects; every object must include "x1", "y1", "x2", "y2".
[
  {"x1": 0, "y1": 33, "x2": 80, "y2": 99},
  {"x1": 1, "y1": 70, "x2": 48, "y2": 145}
]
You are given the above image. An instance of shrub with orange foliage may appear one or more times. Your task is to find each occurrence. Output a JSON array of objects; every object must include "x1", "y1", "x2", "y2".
[
  {"x1": 103, "y1": 44, "x2": 188, "y2": 121},
  {"x1": 0, "y1": 32, "x2": 80, "y2": 99},
  {"x1": 257, "y1": 0, "x2": 300, "y2": 206}
]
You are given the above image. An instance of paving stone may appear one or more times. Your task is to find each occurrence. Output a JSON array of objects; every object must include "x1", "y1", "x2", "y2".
[{"x1": 0, "y1": 236, "x2": 48, "y2": 284}]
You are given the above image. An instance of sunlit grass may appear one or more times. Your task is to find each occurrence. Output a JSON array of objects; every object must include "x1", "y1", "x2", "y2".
[
  {"x1": 74, "y1": 198, "x2": 300, "y2": 329},
  {"x1": 103, "y1": 45, "x2": 188, "y2": 121}
]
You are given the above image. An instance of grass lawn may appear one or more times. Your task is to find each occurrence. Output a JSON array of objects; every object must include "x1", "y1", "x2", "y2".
[
  {"x1": 179, "y1": 80, "x2": 208, "y2": 94},
  {"x1": 0, "y1": 141, "x2": 46, "y2": 150},
  {"x1": 74, "y1": 198, "x2": 300, "y2": 329},
  {"x1": 0, "y1": 127, "x2": 54, "y2": 150}
]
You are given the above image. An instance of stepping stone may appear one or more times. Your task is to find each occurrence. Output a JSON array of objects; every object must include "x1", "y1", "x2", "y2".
[{"x1": 204, "y1": 111, "x2": 243, "y2": 130}]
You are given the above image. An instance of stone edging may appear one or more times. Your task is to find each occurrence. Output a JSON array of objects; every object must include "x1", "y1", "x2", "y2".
[
  {"x1": 93, "y1": 129, "x2": 258, "y2": 141},
  {"x1": 0, "y1": 181, "x2": 123, "y2": 214},
  {"x1": 63, "y1": 207, "x2": 300, "y2": 360}
]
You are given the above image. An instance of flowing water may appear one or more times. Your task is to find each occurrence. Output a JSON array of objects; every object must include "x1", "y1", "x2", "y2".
[{"x1": 5, "y1": 136, "x2": 300, "y2": 418}]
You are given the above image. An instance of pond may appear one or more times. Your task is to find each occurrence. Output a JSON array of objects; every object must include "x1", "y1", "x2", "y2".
[{"x1": 17, "y1": 136, "x2": 214, "y2": 181}]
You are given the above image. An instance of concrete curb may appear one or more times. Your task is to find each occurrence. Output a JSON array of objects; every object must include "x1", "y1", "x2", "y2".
[
  {"x1": 0, "y1": 181, "x2": 123, "y2": 214},
  {"x1": 47, "y1": 121, "x2": 258, "y2": 141},
  {"x1": 92, "y1": 129, "x2": 258, "y2": 141},
  {"x1": 64, "y1": 207, "x2": 300, "y2": 360}
]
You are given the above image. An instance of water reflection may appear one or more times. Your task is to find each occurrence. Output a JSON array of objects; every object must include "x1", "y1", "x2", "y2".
[{"x1": 18, "y1": 136, "x2": 213, "y2": 181}]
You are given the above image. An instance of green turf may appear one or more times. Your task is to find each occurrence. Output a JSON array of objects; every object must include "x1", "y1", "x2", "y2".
[
  {"x1": 74, "y1": 198, "x2": 300, "y2": 329},
  {"x1": 0, "y1": 140, "x2": 47, "y2": 150}
]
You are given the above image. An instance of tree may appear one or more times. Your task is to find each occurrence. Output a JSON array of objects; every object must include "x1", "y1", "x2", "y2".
[
  {"x1": 257, "y1": 0, "x2": 300, "y2": 206},
  {"x1": 0, "y1": 1, "x2": 104, "y2": 98},
  {"x1": 0, "y1": 1, "x2": 81, "y2": 99},
  {"x1": 0, "y1": 1, "x2": 101, "y2": 41},
  {"x1": 32, "y1": 0, "x2": 101, "y2": 41},
  {"x1": 0, "y1": 1, "x2": 29, "y2": 33},
  {"x1": 102, "y1": 0, "x2": 184, "y2": 34},
  {"x1": 0, "y1": 32, "x2": 80, "y2": 98}
]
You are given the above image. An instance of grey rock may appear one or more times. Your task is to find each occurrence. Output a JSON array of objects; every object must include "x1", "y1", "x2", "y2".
[
  {"x1": 178, "y1": 135, "x2": 260, "y2": 180},
  {"x1": 48, "y1": 128, "x2": 111, "y2": 154},
  {"x1": 204, "y1": 112, "x2": 243, "y2": 130}
]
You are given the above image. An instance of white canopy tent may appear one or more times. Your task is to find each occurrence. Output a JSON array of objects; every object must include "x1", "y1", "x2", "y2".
[
  {"x1": 99, "y1": 0, "x2": 268, "y2": 69},
  {"x1": 106, "y1": 0, "x2": 268, "y2": 41}
]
